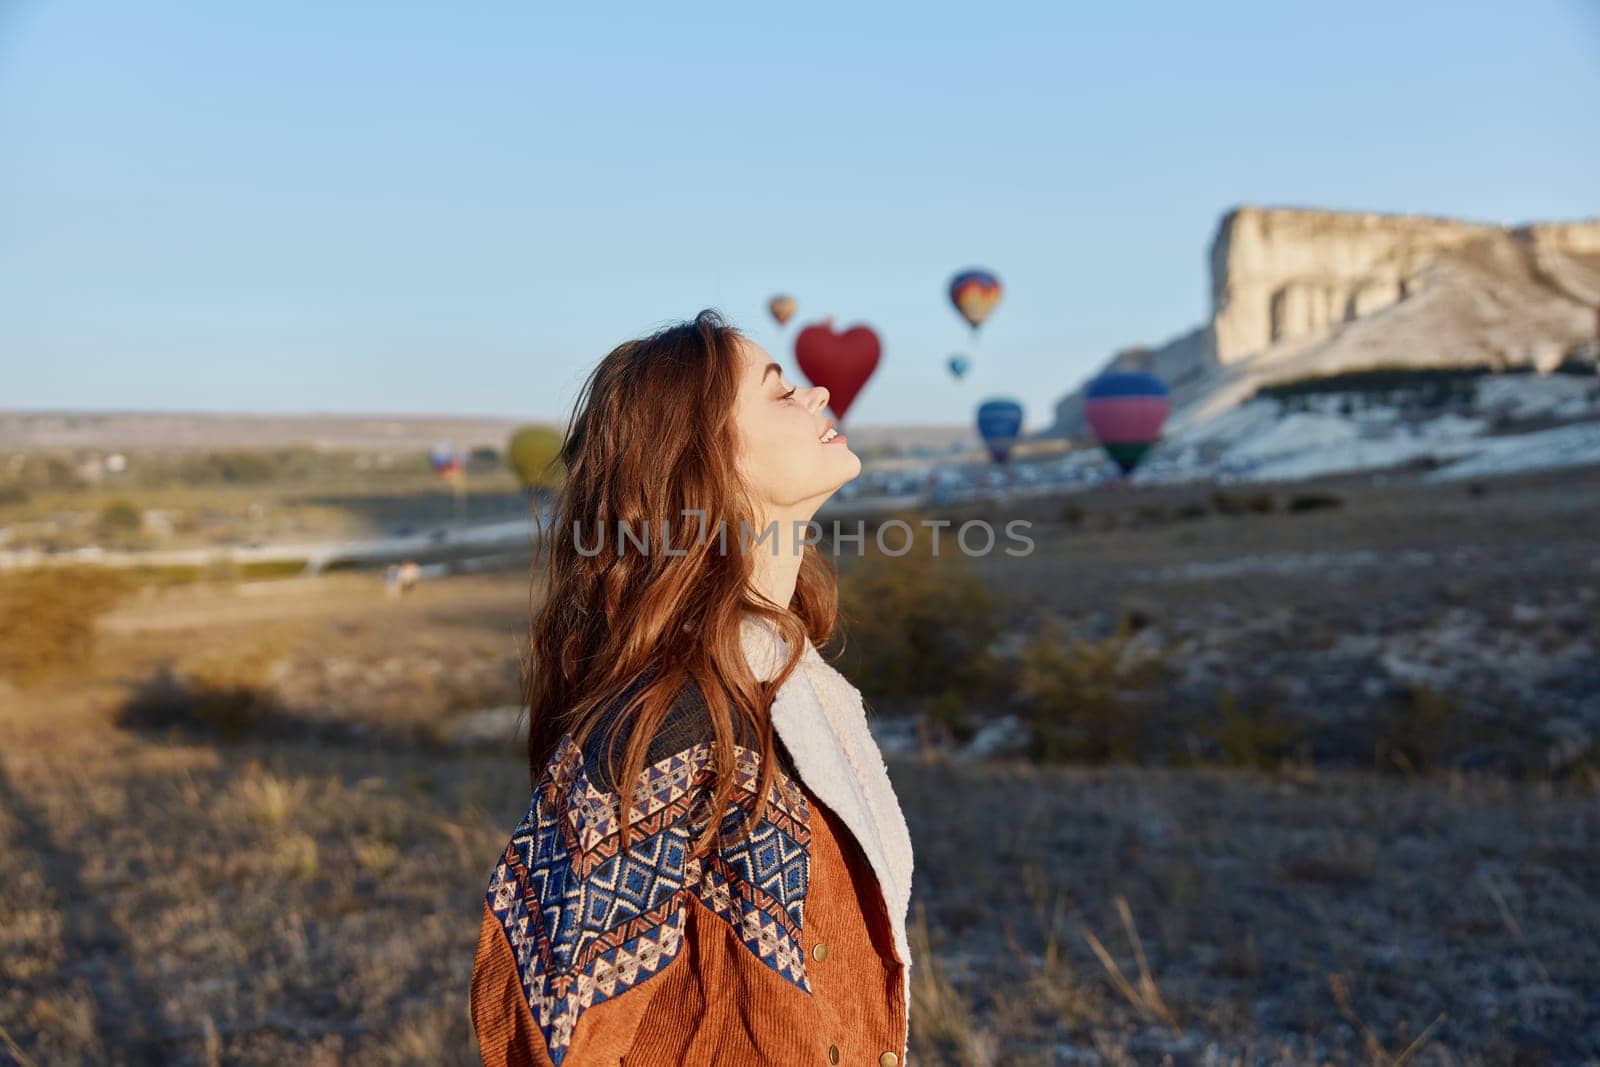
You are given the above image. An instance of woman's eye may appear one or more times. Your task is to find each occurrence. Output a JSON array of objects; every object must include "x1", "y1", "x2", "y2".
[{"x1": 780, "y1": 387, "x2": 797, "y2": 402}]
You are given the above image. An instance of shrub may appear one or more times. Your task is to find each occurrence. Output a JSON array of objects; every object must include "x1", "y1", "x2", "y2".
[
  {"x1": 1209, "y1": 489, "x2": 1275, "y2": 516},
  {"x1": 96, "y1": 499, "x2": 143, "y2": 542},
  {"x1": 835, "y1": 518, "x2": 1004, "y2": 706},
  {"x1": 1255, "y1": 366, "x2": 1484, "y2": 409},
  {"x1": 1202, "y1": 692, "x2": 1302, "y2": 769},
  {"x1": 925, "y1": 687, "x2": 976, "y2": 744},
  {"x1": 175, "y1": 450, "x2": 279, "y2": 485},
  {"x1": 1368, "y1": 684, "x2": 1459, "y2": 774},
  {"x1": 1286, "y1": 492, "x2": 1343, "y2": 514},
  {"x1": 1016, "y1": 613, "x2": 1170, "y2": 763}
]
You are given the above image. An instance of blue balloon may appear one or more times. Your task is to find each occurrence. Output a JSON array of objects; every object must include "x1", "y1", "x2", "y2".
[{"x1": 976, "y1": 398, "x2": 1023, "y2": 464}]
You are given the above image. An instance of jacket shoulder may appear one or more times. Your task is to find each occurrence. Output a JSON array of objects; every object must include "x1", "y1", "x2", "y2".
[
  {"x1": 577, "y1": 675, "x2": 801, "y2": 792},
  {"x1": 474, "y1": 677, "x2": 812, "y2": 1065}
]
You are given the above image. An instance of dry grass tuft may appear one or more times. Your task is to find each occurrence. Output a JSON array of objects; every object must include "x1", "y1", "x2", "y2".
[
  {"x1": 235, "y1": 770, "x2": 310, "y2": 826},
  {"x1": 272, "y1": 831, "x2": 321, "y2": 881},
  {"x1": 1329, "y1": 973, "x2": 1448, "y2": 1064},
  {"x1": 1078, "y1": 895, "x2": 1181, "y2": 1036},
  {"x1": 908, "y1": 901, "x2": 996, "y2": 1066},
  {"x1": 355, "y1": 837, "x2": 402, "y2": 879}
]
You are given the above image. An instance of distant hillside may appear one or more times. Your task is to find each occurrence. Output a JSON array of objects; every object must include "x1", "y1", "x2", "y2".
[
  {"x1": 0, "y1": 410, "x2": 970, "y2": 457},
  {"x1": 0, "y1": 411, "x2": 535, "y2": 453},
  {"x1": 1051, "y1": 206, "x2": 1600, "y2": 438}
]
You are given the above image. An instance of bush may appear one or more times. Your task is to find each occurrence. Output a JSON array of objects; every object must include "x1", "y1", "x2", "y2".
[
  {"x1": 0, "y1": 566, "x2": 133, "y2": 686},
  {"x1": 6, "y1": 454, "x2": 87, "y2": 492},
  {"x1": 1255, "y1": 366, "x2": 1484, "y2": 409},
  {"x1": 175, "y1": 450, "x2": 279, "y2": 485},
  {"x1": 835, "y1": 518, "x2": 1004, "y2": 705},
  {"x1": 925, "y1": 687, "x2": 977, "y2": 743},
  {"x1": 96, "y1": 499, "x2": 143, "y2": 542},
  {"x1": 1286, "y1": 491, "x2": 1343, "y2": 514},
  {"x1": 1202, "y1": 692, "x2": 1302, "y2": 769},
  {"x1": 1210, "y1": 489, "x2": 1275, "y2": 516},
  {"x1": 1368, "y1": 684, "x2": 1459, "y2": 774},
  {"x1": 1016, "y1": 613, "x2": 1170, "y2": 763}
]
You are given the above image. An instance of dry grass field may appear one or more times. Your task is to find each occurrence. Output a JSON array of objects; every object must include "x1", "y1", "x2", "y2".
[{"x1": 2, "y1": 468, "x2": 1597, "y2": 1065}]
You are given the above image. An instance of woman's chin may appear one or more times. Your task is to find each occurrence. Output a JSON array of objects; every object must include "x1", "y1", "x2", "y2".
[{"x1": 830, "y1": 443, "x2": 862, "y2": 474}]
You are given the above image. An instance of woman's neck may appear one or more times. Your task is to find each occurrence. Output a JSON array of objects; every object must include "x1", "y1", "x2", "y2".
[
  {"x1": 748, "y1": 542, "x2": 802, "y2": 609},
  {"x1": 746, "y1": 500, "x2": 820, "y2": 609}
]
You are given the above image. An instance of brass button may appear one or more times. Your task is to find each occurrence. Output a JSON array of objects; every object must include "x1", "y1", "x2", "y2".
[
  {"x1": 827, "y1": 1044, "x2": 840, "y2": 1064},
  {"x1": 879, "y1": 1054, "x2": 899, "y2": 1067},
  {"x1": 812, "y1": 941, "x2": 829, "y2": 962}
]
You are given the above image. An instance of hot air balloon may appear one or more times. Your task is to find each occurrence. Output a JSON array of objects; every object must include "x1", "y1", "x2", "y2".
[
  {"x1": 1083, "y1": 371, "x2": 1171, "y2": 475},
  {"x1": 768, "y1": 294, "x2": 797, "y2": 327},
  {"x1": 949, "y1": 269, "x2": 1002, "y2": 331},
  {"x1": 976, "y1": 398, "x2": 1023, "y2": 464},
  {"x1": 794, "y1": 318, "x2": 881, "y2": 423},
  {"x1": 430, "y1": 441, "x2": 469, "y2": 521},
  {"x1": 429, "y1": 442, "x2": 463, "y2": 476},
  {"x1": 947, "y1": 355, "x2": 970, "y2": 380}
]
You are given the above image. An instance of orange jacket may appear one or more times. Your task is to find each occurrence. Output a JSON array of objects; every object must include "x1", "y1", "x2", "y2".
[{"x1": 471, "y1": 619, "x2": 915, "y2": 1066}]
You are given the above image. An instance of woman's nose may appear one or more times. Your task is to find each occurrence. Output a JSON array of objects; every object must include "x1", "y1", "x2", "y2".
[{"x1": 806, "y1": 385, "x2": 829, "y2": 413}]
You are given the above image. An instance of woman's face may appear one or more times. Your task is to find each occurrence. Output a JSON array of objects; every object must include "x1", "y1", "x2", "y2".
[{"x1": 732, "y1": 337, "x2": 861, "y2": 514}]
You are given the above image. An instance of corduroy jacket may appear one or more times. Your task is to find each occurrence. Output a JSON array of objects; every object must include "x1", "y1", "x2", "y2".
[{"x1": 471, "y1": 617, "x2": 916, "y2": 1066}]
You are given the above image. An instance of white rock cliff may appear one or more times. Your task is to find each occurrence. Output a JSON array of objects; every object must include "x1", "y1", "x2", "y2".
[{"x1": 1051, "y1": 206, "x2": 1600, "y2": 438}]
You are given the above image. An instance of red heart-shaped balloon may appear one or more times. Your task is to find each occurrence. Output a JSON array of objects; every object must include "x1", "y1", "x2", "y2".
[{"x1": 793, "y1": 319, "x2": 881, "y2": 423}]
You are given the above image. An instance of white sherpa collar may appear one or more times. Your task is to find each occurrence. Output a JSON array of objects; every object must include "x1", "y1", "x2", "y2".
[{"x1": 738, "y1": 615, "x2": 916, "y2": 1004}]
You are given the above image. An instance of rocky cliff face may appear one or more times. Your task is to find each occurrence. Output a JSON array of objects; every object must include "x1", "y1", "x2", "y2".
[
  {"x1": 1210, "y1": 208, "x2": 1495, "y2": 365},
  {"x1": 1052, "y1": 206, "x2": 1600, "y2": 438}
]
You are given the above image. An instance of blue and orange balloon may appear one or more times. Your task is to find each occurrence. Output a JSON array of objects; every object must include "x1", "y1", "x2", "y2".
[
  {"x1": 947, "y1": 354, "x2": 970, "y2": 380},
  {"x1": 430, "y1": 442, "x2": 464, "y2": 476},
  {"x1": 976, "y1": 398, "x2": 1023, "y2": 464},
  {"x1": 1083, "y1": 372, "x2": 1171, "y2": 475},
  {"x1": 949, "y1": 269, "x2": 1002, "y2": 331}
]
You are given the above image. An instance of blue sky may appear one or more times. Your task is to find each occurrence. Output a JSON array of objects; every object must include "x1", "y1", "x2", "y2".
[{"x1": 3, "y1": 1, "x2": 1597, "y2": 430}]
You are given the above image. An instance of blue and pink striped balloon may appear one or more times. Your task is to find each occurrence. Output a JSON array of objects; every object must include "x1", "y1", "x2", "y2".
[{"x1": 1083, "y1": 372, "x2": 1171, "y2": 474}]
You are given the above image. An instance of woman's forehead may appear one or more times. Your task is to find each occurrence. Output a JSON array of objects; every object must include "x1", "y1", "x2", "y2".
[{"x1": 737, "y1": 338, "x2": 779, "y2": 377}]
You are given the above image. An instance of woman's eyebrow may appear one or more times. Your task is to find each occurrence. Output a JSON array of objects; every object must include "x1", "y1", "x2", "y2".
[{"x1": 761, "y1": 362, "x2": 783, "y2": 383}]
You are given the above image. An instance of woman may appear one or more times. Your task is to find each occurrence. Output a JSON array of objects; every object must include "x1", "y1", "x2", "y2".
[{"x1": 471, "y1": 310, "x2": 916, "y2": 1066}]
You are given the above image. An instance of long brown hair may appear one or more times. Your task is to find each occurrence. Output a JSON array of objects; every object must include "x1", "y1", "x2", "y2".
[{"x1": 524, "y1": 309, "x2": 838, "y2": 857}]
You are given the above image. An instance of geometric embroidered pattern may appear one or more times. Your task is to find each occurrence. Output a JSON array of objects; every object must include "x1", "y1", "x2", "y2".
[{"x1": 484, "y1": 733, "x2": 813, "y2": 1066}]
